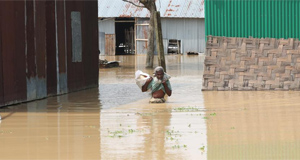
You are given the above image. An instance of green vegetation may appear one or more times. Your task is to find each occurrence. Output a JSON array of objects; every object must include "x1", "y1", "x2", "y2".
[
  {"x1": 172, "y1": 145, "x2": 181, "y2": 149},
  {"x1": 210, "y1": 113, "x2": 217, "y2": 116},
  {"x1": 199, "y1": 146, "x2": 205, "y2": 151},
  {"x1": 108, "y1": 128, "x2": 142, "y2": 138},
  {"x1": 171, "y1": 144, "x2": 188, "y2": 149},
  {"x1": 172, "y1": 106, "x2": 202, "y2": 112},
  {"x1": 135, "y1": 112, "x2": 156, "y2": 116}
]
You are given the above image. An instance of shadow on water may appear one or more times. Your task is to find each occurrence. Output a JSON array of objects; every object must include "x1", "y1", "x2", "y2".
[
  {"x1": 0, "y1": 88, "x2": 102, "y2": 113},
  {"x1": 0, "y1": 87, "x2": 103, "y2": 160}
]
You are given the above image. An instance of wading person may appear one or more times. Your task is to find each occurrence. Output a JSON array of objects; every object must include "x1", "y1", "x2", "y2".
[{"x1": 142, "y1": 66, "x2": 172, "y2": 103}]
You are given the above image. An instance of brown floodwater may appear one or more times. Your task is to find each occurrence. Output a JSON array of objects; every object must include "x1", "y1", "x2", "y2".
[{"x1": 0, "y1": 55, "x2": 299, "y2": 160}]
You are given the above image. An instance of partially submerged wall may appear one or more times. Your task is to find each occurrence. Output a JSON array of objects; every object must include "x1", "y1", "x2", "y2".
[
  {"x1": 0, "y1": 1, "x2": 99, "y2": 107},
  {"x1": 202, "y1": 36, "x2": 300, "y2": 91}
]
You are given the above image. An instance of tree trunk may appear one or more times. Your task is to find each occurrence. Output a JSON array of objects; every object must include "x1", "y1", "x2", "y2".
[
  {"x1": 143, "y1": 0, "x2": 156, "y2": 68},
  {"x1": 145, "y1": 10, "x2": 154, "y2": 68},
  {"x1": 154, "y1": 11, "x2": 166, "y2": 72},
  {"x1": 138, "y1": 0, "x2": 165, "y2": 69}
]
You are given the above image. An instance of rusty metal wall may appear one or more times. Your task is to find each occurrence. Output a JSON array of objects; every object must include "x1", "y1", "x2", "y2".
[
  {"x1": 66, "y1": 0, "x2": 99, "y2": 92},
  {"x1": 35, "y1": 1, "x2": 47, "y2": 99},
  {"x1": 136, "y1": 18, "x2": 149, "y2": 54},
  {"x1": 26, "y1": 1, "x2": 47, "y2": 101},
  {"x1": 25, "y1": 0, "x2": 37, "y2": 100},
  {"x1": 105, "y1": 34, "x2": 116, "y2": 56},
  {"x1": 66, "y1": 1, "x2": 85, "y2": 91},
  {"x1": 0, "y1": 0, "x2": 99, "y2": 107},
  {"x1": 57, "y1": 0, "x2": 68, "y2": 94},
  {"x1": 0, "y1": 7, "x2": 3, "y2": 105},
  {"x1": 0, "y1": 1, "x2": 27, "y2": 104},
  {"x1": 46, "y1": 1, "x2": 57, "y2": 96},
  {"x1": 83, "y1": 1, "x2": 99, "y2": 88}
]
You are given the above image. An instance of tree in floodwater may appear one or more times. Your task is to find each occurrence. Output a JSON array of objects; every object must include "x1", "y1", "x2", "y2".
[{"x1": 122, "y1": 0, "x2": 166, "y2": 71}]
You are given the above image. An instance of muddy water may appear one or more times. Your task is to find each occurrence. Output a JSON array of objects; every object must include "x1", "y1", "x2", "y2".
[
  {"x1": 99, "y1": 55, "x2": 206, "y2": 160},
  {"x1": 0, "y1": 55, "x2": 299, "y2": 159}
]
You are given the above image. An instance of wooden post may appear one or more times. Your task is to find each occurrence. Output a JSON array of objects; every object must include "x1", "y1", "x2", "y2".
[{"x1": 154, "y1": 11, "x2": 166, "y2": 72}]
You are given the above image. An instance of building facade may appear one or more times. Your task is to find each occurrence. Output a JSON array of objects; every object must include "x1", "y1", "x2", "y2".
[
  {"x1": 0, "y1": 0, "x2": 99, "y2": 107},
  {"x1": 205, "y1": 0, "x2": 300, "y2": 39},
  {"x1": 203, "y1": 0, "x2": 300, "y2": 91},
  {"x1": 98, "y1": 0, "x2": 205, "y2": 55}
]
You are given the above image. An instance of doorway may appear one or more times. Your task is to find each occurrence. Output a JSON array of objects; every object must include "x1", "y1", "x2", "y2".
[{"x1": 115, "y1": 18, "x2": 135, "y2": 55}]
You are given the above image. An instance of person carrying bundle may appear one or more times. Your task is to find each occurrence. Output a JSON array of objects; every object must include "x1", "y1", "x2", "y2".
[{"x1": 135, "y1": 66, "x2": 172, "y2": 103}]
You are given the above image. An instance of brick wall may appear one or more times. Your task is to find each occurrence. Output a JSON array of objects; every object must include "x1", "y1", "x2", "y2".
[{"x1": 202, "y1": 36, "x2": 300, "y2": 91}]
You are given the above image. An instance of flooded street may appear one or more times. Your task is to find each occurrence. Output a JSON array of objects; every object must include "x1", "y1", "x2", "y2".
[{"x1": 1, "y1": 55, "x2": 300, "y2": 159}]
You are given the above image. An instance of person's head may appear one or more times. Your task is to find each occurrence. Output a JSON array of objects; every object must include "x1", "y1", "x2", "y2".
[{"x1": 154, "y1": 66, "x2": 164, "y2": 80}]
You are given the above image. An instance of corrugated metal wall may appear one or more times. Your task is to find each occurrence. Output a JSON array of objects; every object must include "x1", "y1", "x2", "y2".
[
  {"x1": 26, "y1": 0, "x2": 47, "y2": 100},
  {"x1": 0, "y1": 0, "x2": 99, "y2": 107},
  {"x1": 34, "y1": 1, "x2": 47, "y2": 99},
  {"x1": 205, "y1": 0, "x2": 300, "y2": 39},
  {"x1": 161, "y1": 18, "x2": 205, "y2": 53},
  {"x1": 98, "y1": 19, "x2": 115, "y2": 34},
  {"x1": 99, "y1": 32, "x2": 105, "y2": 55},
  {"x1": 105, "y1": 34, "x2": 116, "y2": 55},
  {"x1": 0, "y1": 1, "x2": 27, "y2": 105},
  {"x1": 66, "y1": 1, "x2": 99, "y2": 92},
  {"x1": 56, "y1": 0, "x2": 68, "y2": 94},
  {"x1": 136, "y1": 18, "x2": 149, "y2": 54},
  {"x1": 83, "y1": 1, "x2": 99, "y2": 89},
  {"x1": 98, "y1": 19, "x2": 115, "y2": 55},
  {"x1": 0, "y1": 11, "x2": 3, "y2": 105},
  {"x1": 98, "y1": 17, "x2": 206, "y2": 55},
  {"x1": 46, "y1": 1, "x2": 58, "y2": 96},
  {"x1": 135, "y1": 18, "x2": 206, "y2": 54}
]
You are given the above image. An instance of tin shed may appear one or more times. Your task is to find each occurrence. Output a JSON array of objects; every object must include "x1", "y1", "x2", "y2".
[
  {"x1": 0, "y1": 0, "x2": 99, "y2": 107},
  {"x1": 98, "y1": 0, "x2": 205, "y2": 55}
]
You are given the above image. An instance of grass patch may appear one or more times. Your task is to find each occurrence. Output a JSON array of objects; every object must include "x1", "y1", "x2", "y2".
[{"x1": 172, "y1": 106, "x2": 202, "y2": 112}]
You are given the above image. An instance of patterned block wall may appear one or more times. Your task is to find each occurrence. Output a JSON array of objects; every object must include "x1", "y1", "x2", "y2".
[{"x1": 202, "y1": 36, "x2": 300, "y2": 91}]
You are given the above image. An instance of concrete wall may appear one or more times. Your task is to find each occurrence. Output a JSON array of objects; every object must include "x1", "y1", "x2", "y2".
[{"x1": 203, "y1": 36, "x2": 300, "y2": 91}]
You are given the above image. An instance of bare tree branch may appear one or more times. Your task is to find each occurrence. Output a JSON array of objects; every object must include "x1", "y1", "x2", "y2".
[{"x1": 122, "y1": 0, "x2": 145, "y2": 8}]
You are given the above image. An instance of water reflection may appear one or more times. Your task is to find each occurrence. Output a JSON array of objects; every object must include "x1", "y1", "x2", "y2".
[
  {"x1": 99, "y1": 98, "x2": 207, "y2": 159},
  {"x1": 0, "y1": 55, "x2": 207, "y2": 160},
  {"x1": 204, "y1": 91, "x2": 300, "y2": 159},
  {"x1": 99, "y1": 55, "x2": 205, "y2": 107},
  {"x1": 99, "y1": 55, "x2": 207, "y2": 159},
  {"x1": 2, "y1": 54, "x2": 300, "y2": 159},
  {"x1": 0, "y1": 88, "x2": 102, "y2": 160}
]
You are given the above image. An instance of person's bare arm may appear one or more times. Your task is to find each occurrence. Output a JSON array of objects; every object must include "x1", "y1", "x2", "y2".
[
  {"x1": 142, "y1": 77, "x2": 153, "y2": 92},
  {"x1": 162, "y1": 80, "x2": 172, "y2": 96}
]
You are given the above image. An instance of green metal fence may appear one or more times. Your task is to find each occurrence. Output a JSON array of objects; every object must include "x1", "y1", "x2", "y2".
[{"x1": 205, "y1": 0, "x2": 300, "y2": 40}]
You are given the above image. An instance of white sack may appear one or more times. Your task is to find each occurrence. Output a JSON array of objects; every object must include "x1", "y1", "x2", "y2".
[{"x1": 135, "y1": 70, "x2": 150, "y2": 90}]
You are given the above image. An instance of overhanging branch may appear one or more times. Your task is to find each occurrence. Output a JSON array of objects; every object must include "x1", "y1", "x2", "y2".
[{"x1": 122, "y1": 0, "x2": 145, "y2": 8}]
